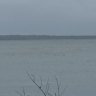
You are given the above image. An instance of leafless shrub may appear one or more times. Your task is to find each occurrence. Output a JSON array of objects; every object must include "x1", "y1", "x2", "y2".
[{"x1": 16, "y1": 72, "x2": 67, "y2": 96}]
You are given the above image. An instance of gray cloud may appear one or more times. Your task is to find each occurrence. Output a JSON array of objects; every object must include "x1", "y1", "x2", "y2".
[{"x1": 0, "y1": 0, "x2": 96, "y2": 35}]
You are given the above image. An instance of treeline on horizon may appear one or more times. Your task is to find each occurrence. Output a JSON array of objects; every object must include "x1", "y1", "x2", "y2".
[{"x1": 0, "y1": 35, "x2": 96, "y2": 40}]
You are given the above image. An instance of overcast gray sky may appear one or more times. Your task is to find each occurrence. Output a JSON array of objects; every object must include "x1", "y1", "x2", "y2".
[{"x1": 0, "y1": 0, "x2": 96, "y2": 35}]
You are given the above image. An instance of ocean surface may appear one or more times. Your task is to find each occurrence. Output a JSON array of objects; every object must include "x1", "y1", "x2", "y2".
[{"x1": 0, "y1": 39, "x2": 96, "y2": 96}]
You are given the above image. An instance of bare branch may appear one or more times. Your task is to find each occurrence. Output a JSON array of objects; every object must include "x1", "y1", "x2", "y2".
[
  {"x1": 45, "y1": 78, "x2": 50, "y2": 95},
  {"x1": 40, "y1": 77, "x2": 43, "y2": 89},
  {"x1": 16, "y1": 72, "x2": 67, "y2": 96},
  {"x1": 55, "y1": 77, "x2": 60, "y2": 96},
  {"x1": 26, "y1": 72, "x2": 47, "y2": 96},
  {"x1": 30, "y1": 74, "x2": 36, "y2": 82}
]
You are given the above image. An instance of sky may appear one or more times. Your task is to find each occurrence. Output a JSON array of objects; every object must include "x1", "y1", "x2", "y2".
[{"x1": 0, "y1": 0, "x2": 96, "y2": 35}]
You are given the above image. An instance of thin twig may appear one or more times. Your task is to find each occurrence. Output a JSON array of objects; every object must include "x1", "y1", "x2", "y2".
[
  {"x1": 22, "y1": 87, "x2": 26, "y2": 96},
  {"x1": 55, "y1": 77, "x2": 60, "y2": 96},
  {"x1": 47, "y1": 92, "x2": 53, "y2": 96},
  {"x1": 60, "y1": 85, "x2": 68, "y2": 96},
  {"x1": 45, "y1": 78, "x2": 50, "y2": 95},
  {"x1": 15, "y1": 87, "x2": 26, "y2": 96},
  {"x1": 40, "y1": 77, "x2": 43, "y2": 88},
  {"x1": 15, "y1": 90, "x2": 23, "y2": 96}
]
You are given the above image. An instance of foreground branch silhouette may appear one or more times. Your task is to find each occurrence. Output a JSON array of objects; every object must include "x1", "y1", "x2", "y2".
[
  {"x1": 26, "y1": 72, "x2": 47, "y2": 96},
  {"x1": 16, "y1": 72, "x2": 67, "y2": 96}
]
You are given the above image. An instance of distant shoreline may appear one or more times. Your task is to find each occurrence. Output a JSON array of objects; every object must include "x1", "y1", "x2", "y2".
[{"x1": 0, "y1": 35, "x2": 96, "y2": 40}]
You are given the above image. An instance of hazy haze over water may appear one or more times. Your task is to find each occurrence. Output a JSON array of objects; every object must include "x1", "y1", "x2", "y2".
[{"x1": 0, "y1": 39, "x2": 96, "y2": 96}]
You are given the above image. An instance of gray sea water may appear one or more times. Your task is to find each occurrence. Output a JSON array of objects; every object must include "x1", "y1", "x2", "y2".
[{"x1": 0, "y1": 39, "x2": 96, "y2": 96}]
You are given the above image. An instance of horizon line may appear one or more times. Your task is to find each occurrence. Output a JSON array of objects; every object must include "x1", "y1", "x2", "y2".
[
  {"x1": 0, "y1": 35, "x2": 95, "y2": 40},
  {"x1": 0, "y1": 34, "x2": 96, "y2": 36}
]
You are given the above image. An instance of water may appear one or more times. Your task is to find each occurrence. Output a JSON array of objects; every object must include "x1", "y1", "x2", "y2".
[{"x1": 0, "y1": 39, "x2": 96, "y2": 96}]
